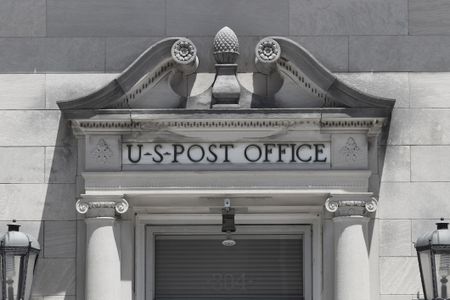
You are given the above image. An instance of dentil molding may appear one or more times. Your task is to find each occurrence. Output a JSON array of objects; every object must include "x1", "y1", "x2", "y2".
[{"x1": 68, "y1": 116, "x2": 386, "y2": 135}]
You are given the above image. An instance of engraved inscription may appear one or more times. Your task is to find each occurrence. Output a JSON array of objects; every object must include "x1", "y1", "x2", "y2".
[{"x1": 123, "y1": 142, "x2": 330, "y2": 165}]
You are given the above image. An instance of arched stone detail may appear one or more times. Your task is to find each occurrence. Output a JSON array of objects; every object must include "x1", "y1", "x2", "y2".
[
  {"x1": 57, "y1": 28, "x2": 395, "y2": 111},
  {"x1": 58, "y1": 38, "x2": 199, "y2": 109},
  {"x1": 265, "y1": 37, "x2": 395, "y2": 109}
]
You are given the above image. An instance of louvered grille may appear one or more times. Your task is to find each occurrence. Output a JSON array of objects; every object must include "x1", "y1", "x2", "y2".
[{"x1": 155, "y1": 236, "x2": 304, "y2": 300}]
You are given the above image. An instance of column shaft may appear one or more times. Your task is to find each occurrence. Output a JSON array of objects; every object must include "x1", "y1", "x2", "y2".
[
  {"x1": 85, "y1": 217, "x2": 121, "y2": 300},
  {"x1": 334, "y1": 216, "x2": 370, "y2": 300}
]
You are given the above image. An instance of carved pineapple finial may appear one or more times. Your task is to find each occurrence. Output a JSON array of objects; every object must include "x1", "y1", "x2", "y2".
[{"x1": 213, "y1": 26, "x2": 240, "y2": 64}]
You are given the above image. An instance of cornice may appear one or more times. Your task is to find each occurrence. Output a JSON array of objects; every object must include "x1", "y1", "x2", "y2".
[{"x1": 67, "y1": 112, "x2": 387, "y2": 135}]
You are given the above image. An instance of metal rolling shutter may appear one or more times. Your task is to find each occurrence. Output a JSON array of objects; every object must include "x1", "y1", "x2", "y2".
[{"x1": 155, "y1": 235, "x2": 303, "y2": 300}]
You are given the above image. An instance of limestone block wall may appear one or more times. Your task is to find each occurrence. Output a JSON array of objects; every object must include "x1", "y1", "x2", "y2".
[
  {"x1": 1, "y1": 0, "x2": 450, "y2": 299},
  {"x1": 340, "y1": 73, "x2": 450, "y2": 300},
  {"x1": 1, "y1": 0, "x2": 450, "y2": 73},
  {"x1": 0, "y1": 74, "x2": 116, "y2": 300}
]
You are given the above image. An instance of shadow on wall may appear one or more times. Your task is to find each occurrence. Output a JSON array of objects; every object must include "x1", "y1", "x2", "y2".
[
  {"x1": 366, "y1": 102, "x2": 393, "y2": 250},
  {"x1": 32, "y1": 117, "x2": 78, "y2": 300},
  {"x1": 375, "y1": 102, "x2": 424, "y2": 298}
]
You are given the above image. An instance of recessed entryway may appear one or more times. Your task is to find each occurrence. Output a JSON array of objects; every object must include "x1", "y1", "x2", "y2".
[{"x1": 145, "y1": 225, "x2": 311, "y2": 300}]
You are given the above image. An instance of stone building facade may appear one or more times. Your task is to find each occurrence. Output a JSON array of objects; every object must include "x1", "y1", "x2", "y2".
[{"x1": 0, "y1": 1, "x2": 450, "y2": 300}]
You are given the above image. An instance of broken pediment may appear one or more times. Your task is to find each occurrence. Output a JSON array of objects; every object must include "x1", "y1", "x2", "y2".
[{"x1": 57, "y1": 26, "x2": 395, "y2": 114}]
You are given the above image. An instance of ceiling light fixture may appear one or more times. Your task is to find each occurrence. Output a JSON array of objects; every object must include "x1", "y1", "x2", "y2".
[{"x1": 221, "y1": 198, "x2": 236, "y2": 247}]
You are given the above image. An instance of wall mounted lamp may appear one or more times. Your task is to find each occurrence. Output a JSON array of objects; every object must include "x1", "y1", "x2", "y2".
[
  {"x1": 415, "y1": 218, "x2": 450, "y2": 300},
  {"x1": 0, "y1": 221, "x2": 40, "y2": 300}
]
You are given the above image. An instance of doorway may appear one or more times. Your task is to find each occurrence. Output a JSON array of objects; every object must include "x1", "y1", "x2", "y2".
[{"x1": 146, "y1": 225, "x2": 311, "y2": 300}]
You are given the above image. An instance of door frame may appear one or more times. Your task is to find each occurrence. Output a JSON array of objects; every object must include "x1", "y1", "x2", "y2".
[{"x1": 135, "y1": 213, "x2": 322, "y2": 300}]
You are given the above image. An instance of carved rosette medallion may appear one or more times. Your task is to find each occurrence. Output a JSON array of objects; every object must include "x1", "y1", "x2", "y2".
[
  {"x1": 325, "y1": 197, "x2": 377, "y2": 216},
  {"x1": 76, "y1": 198, "x2": 129, "y2": 215},
  {"x1": 171, "y1": 38, "x2": 197, "y2": 65},
  {"x1": 90, "y1": 139, "x2": 113, "y2": 164},
  {"x1": 339, "y1": 137, "x2": 360, "y2": 162},
  {"x1": 256, "y1": 38, "x2": 281, "y2": 63}
]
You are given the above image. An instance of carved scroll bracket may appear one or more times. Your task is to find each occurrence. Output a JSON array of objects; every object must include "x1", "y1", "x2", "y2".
[
  {"x1": 325, "y1": 194, "x2": 377, "y2": 217},
  {"x1": 76, "y1": 196, "x2": 129, "y2": 218}
]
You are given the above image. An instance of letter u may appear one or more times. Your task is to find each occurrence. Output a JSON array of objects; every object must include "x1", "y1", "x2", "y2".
[{"x1": 127, "y1": 144, "x2": 143, "y2": 163}]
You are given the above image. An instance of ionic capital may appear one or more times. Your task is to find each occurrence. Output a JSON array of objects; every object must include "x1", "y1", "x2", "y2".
[
  {"x1": 76, "y1": 196, "x2": 129, "y2": 218},
  {"x1": 325, "y1": 194, "x2": 377, "y2": 217}
]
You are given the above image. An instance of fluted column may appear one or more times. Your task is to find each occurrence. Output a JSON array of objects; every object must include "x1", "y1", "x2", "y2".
[
  {"x1": 76, "y1": 196, "x2": 129, "y2": 300},
  {"x1": 325, "y1": 195, "x2": 378, "y2": 300}
]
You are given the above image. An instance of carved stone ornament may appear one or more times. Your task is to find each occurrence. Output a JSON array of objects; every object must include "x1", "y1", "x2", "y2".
[
  {"x1": 256, "y1": 38, "x2": 281, "y2": 63},
  {"x1": 76, "y1": 198, "x2": 129, "y2": 215},
  {"x1": 325, "y1": 197, "x2": 378, "y2": 216},
  {"x1": 171, "y1": 38, "x2": 197, "y2": 65},
  {"x1": 57, "y1": 34, "x2": 396, "y2": 112},
  {"x1": 90, "y1": 139, "x2": 113, "y2": 164},
  {"x1": 213, "y1": 26, "x2": 240, "y2": 64},
  {"x1": 339, "y1": 137, "x2": 360, "y2": 162}
]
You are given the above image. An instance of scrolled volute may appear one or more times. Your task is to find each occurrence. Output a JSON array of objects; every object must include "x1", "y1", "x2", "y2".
[
  {"x1": 256, "y1": 38, "x2": 281, "y2": 64},
  {"x1": 171, "y1": 38, "x2": 197, "y2": 65},
  {"x1": 255, "y1": 37, "x2": 281, "y2": 75},
  {"x1": 114, "y1": 199, "x2": 129, "y2": 214},
  {"x1": 324, "y1": 198, "x2": 339, "y2": 213},
  {"x1": 364, "y1": 198, "x2": 378, "y2": 213},
  {"x1": 75, "y1": 199, "x2": 90, "y2": 214},
  {"x1": 171, "y1": 38, "x2": 199, "y2": 74}
]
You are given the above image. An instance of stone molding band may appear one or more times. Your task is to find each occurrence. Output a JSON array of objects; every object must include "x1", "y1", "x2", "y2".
[
  {"x1": 76, "y1": 198, "x2": 129, "y2": 215},
  {"x1": 325, "y1": 196, "x2": 377, "y2": 216}
]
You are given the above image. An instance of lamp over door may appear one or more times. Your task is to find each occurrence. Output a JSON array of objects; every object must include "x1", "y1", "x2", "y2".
[{"x1": 221, "y1": 198, "x2": 236, "y2": 247}]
